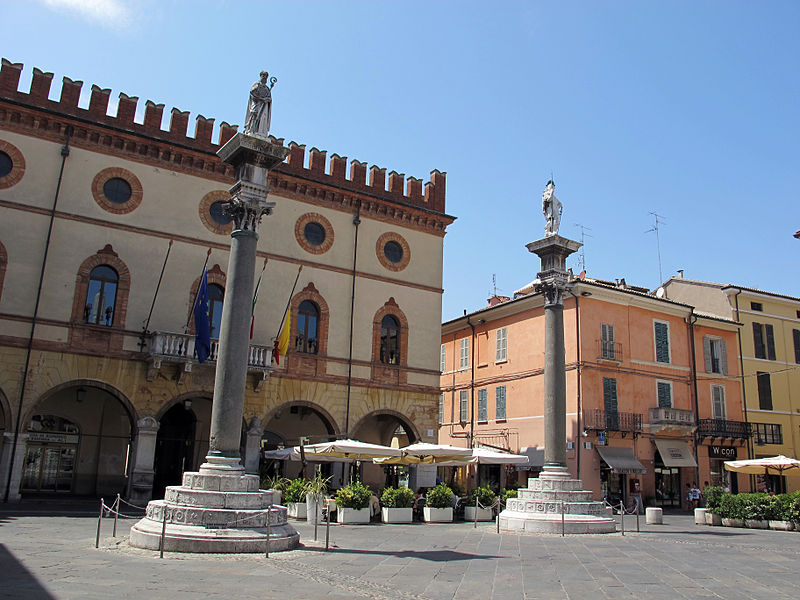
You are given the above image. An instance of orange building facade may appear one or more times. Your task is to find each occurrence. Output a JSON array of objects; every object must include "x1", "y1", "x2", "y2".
[{"x1": 439, "y1": 277, "x2": 751, "y2": 508}]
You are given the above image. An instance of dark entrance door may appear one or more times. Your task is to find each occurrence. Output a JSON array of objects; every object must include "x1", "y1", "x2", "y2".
[
  {"x1": 654, "y1": 453, "x2": 681, "y2": 508},
  {"x1": 153, "y1": 403, "x2": 196, "y2": 499}
]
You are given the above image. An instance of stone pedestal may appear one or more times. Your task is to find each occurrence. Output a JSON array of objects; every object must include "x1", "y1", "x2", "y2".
[
  {"x1": 129, "y1": 471, "x2": 298, "y2": 553},
  {"x1": 500, "y1": 476, "x2": 616, "y2": 534}
]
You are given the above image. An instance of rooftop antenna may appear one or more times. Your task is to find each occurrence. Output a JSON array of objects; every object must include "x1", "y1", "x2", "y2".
[
  {"x1": 645, "y1": 212, "x2": 666, "y2": 284},
  {"x1": 573, "y1": 223, "x2": 592, "y2": 272},
  {"x1": 489, "y1": 273, "x2": 505, "y2": 299}
]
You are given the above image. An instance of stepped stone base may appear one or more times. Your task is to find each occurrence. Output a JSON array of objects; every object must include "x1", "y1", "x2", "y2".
[
  {"x1": 129, "y1": 466, "x2": 299, "y2": 553},
  {"x1": 499, "y1": 475, "x2": 616, "y2": 535}
]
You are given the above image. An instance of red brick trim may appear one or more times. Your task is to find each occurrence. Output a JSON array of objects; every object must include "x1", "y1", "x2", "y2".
[
  {"x1": 371, "y1": 298, "x2": 409, "y2": 385},
  {"x1": 285, "y1": 282, "x2": 330, "y2": 376},
  {"x1": 376, "y1": 231, "x2": 411, "y2": 272},
  {"x1": 0, "y1": 240, "x2": 6, "y2": 303},
  {"x1": 68, "y1": 245, "x2": 131, "y2": 353},
  {"x1": 263, "y1": 400, "x2": 342, "y2": 439},
  {"x1": 0, "y1": 139, "x2": 25, "y2": 189},
  {"x1": 91, "y1": 167, "x2": 143, "y2": 214},
  {"x1": 198, "y1": 190, "x2": 233, "y2": 235},
  {"x1": 186, "y1": 263, "x2": 226, "y2": 335},
  {"x1": 294, "y1": 213, "x2": 334, "y2": 255}
]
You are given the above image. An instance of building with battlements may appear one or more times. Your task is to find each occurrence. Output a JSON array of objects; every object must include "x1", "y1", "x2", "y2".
[{"x1": 0, "y1": 58, "x2": 454, "y2": 502}]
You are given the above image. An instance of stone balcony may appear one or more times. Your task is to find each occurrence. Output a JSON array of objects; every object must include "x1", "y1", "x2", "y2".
[
  {"x1": 146, "y1": 331, "x2": 273, "y2": 390},
  {"x1": 647, "y1": 407, "x2": 695, "y2": 434},
  {"x1": 583, "y1": 408, "x2": 643, "y2": 436}
]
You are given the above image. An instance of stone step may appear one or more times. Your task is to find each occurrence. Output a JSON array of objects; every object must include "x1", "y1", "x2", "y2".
[
  {"x1": 164, "y1": 486, "x2": 273, "y2": 509},
  {"x1": 518, "y1": 489, "x2": 595, "y2": 502},
  {"x1": 505, "y1": 498, "x2": 610, "y2": 517},
  {"x1": 527, "y1": 478, "x2": 584, "y2": 492},
  {"x1": 182, "y1": 471, "x2": 260, "y2": 493},
  {"x1": 145, "y1": 499, "x2": 287, "y2": 528}
]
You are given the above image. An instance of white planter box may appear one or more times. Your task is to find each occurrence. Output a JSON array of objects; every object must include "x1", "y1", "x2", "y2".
[
  {"x1": 337, "y1": 507, "x2": 370, "y2": 524},
  {"x1": 721, "y1": 518, "x2": 744, "y2": 528},
  {"x1": 287, "y1": 502, "x2": 306, "y2": 519},
  {"x1": 705, "y1": 512, "x2": 722, "y2": 526},
  {"x1": 694, "y1": 508, "x2": 707, "y2": 525},
  {"x1": 464, "y1": 506, "x2": 494, "y2": 522},
  {"x1": 423, "y1": 507, "x2": 453, "y2": 522},
  {"x1": 305, "y1": 494, "x2": 325, "y2": 525},
  {"x1": 745, "y1": 519, "x2": 769, "y2": 529},
  {"x1": 769, "y1": 520, "x2": 794, "y2": 531},
  {"x1": 381, "y1": 507, "x2": 413, "y2": 524}
]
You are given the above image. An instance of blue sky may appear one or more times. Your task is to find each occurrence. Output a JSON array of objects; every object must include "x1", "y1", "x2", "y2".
[{"x1": 3, "y1": 1, "x2": 798, "y2": 320}]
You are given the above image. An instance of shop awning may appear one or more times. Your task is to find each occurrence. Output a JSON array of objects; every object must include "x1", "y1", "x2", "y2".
[
  {"x1": 517, "y1": 446, "x2": 544, "y2": 470},
  {"x1": 596, "y1": 446, "x2": 647, "y2": 474},
  {"x1": 653, "y1": 439, "x2": 697, "y2": 468}
]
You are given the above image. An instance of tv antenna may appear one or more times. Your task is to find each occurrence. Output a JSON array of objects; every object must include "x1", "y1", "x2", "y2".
[
  {"x1": 573, "y1": 223, "x2": 592, "y2": 272},
  {"x1": 489, "y1": 273, "x2": 505, "y2": 298},
  {"x1": 645, "y1": 212, "x2": 666, "y2": 284}
]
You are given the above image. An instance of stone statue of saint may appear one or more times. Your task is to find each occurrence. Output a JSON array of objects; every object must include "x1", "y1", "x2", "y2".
[
  {"x1": 542, "y1": 179, "x2": 562, "y2": 236},
  {"x1": 244, "y1": 71, "x2": 276, "y2": 136}
]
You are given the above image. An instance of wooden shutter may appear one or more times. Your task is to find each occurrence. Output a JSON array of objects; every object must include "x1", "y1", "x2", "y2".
[
  {"x1": 720, "y1": 339, "x2": 728, "y2": 375},
  {"x1": 793, "y1": 329, "x2": 800, "y2": 364},
  {"x1": 655, "y1": 322, "x2": 669, "y2": 362},
  {"x1": 603, "y1": 377, "x2": 618, "y2": 413},
  {"x1": 757, "y1": 372, "x2": 772, "y2": 410},
  {"x1": 753, "y1": 322, "x2": 765, "y2": 359},
  {"x1": 703, "y1": 336, "x2": 712, "y2": 373},
  {"x1": 765, "y1": 324, "x2": 776, "y2": 360}
]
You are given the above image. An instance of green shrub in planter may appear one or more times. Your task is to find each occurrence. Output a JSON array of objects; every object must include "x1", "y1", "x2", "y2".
[
  {"x1": 262, "y1": 475, "x2": 290, "y2": 492},
  {"x1": 284, "y1": 478, "x2": 308, "y2": 503},
  {"x1": 468, "y1": 485, "x2": 496, "y2": 508},
  {"x1": 426, "y1": 483, "x2": 454, "y2": 509},
  {"x1": 335, "y1": 480, "x2": 372, "y2": 509},
  {"x1": 740, "y1": 493, "x2": 769, "y2": 520},
  {"x1": 381, "y1": 486, "x2": 414, "y2": 508},
  {"x1": 718, "y1": 493, "x2": 744, "y2": 520},
  {"x1": 500, "y1": 488, "x2": 518, "y2": 506},
  {"x1": 703, "y1": 486, "x2": 725, "y2": 513}
]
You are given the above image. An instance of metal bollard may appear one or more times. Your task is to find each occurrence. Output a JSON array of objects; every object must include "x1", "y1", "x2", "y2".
[
  {"x1": 496, "y1": 514, "x2": 500, "y2": 534},
  {"x1": 561, "y1": 501, "x2": 565, "y2": 537},
  {"x1": 313, "y1": 498, "x2": 319, "y2": 542},
  {"x1": 159, "y1": 508, "x2": 167, "y2": 558},
  {"x1": 325, "y1": 504, "x2": 331, "y2": 551},
  {"x1": 265, "y1": 505, "x2": 271, "y2": 558},
  {"x1": 95, "y1": 498, "x2": 104, "y2": 549},
  {"x1": 474, "y1": 497, "x2": 479, "y2": 529},
  {"x1": 619, "y1": 501, "x2": 625, "y2": 536},
  {"x1": 113, "y1": 493, "x2": 120, "y2": 537},
  {"x1": 636, "y1": 505, "x2": 640, "y2": 533}
]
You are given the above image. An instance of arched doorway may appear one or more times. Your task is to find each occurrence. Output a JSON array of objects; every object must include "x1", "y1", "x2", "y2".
[
  {"x1": 22, "y1": 384, "x2": 134, "y2": 496},
  {"x1": 152, "y1": 397, "x2": 212, "y2": 498},
  {"x1": 350, "y1": 410, "x2": 419, "y2": 490}
]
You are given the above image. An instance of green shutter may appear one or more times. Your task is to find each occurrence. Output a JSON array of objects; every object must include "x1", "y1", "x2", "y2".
[
  {"x1": 765, "y1": 324, "x2": 776, "y2": 361},
  {"x1": 753, "y1": 322, "x2": 765, "y2": 359}
]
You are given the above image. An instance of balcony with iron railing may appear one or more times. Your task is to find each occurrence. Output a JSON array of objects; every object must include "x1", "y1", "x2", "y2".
[
  {"x1": 146, "y1": 331, "x2": 273, "y2": 389},
  {"x1": 583, "y1": 408, "x2": 643, "y2": 435},
  {"x1": 596, "y1": 340, "x2": 622, "y2": 362},
  {"x1": 696, "y1": 418, "x2": 750, "y2": 440}
]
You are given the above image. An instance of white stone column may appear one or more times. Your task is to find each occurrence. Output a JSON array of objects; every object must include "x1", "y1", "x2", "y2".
[
  {"x1": 0, "y1": 432, "x2": 29, "y2": 503},
  {"x1": 127, "y1": 416, "x2": 159, "y2": 505},
  {"x1": 243, "y1": 417, "x2": 262, "y2": 475}
]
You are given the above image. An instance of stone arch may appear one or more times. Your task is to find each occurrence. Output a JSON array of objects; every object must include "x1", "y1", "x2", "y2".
[
  {"x1": 70, "y1": 244, "x2": 132, "y2": 327},
  {"x1": 262, "y1": 400, "x2": 341, "y2": 446},
  {"x1": 289, "y1": 282, "x2": 330, "y2": 357},
  {"x1": 0, "y1": 386, "x2": 11, "y2": 432},
  {"x1": 350, "y1": 408, "x2": 420, "y2": 446}
]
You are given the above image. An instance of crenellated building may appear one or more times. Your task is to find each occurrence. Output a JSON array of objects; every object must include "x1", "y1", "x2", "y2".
[{"x1": 0, "y1": 58, "x2": 454, "y2": 502}]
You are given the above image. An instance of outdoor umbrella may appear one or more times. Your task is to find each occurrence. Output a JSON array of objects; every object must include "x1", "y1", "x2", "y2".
[
  {"x1": 373, "y1": 442, "x2": 473, "y2": 465},
  {"x1": 422, "y1": 447, "x2": 530, "y2": 467},
  {"x1": 262, "y1": 448, "x2": 353, "y2": 463},
  {"x1": 300, "y1": 438, "x2": 402, "y2": 460},
  {"x1": 723, "y1": 455, "x2": 800, "y2": 476}
]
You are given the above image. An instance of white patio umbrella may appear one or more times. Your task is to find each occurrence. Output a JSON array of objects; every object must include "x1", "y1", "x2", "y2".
[
  {"x1": 373, "y1": 442, "x2": 473, "y2": 464},
  {"x1": 262, "y1": 448, "x2": 353, "y2": 463},
  {"x1": 301, "y1": 438, "x2": 402, "y2": 460},
  {"x1": 724, "y1": 455, "x2": 800, "y2": 476},
  {"x1": 434, "y1": 447, "x2": 530, "y2": 466}
]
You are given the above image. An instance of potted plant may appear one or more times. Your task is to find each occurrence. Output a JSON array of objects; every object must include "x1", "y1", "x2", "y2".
[
  {"x1": 335, "y1": 480, "x2": 372, "y2": 524},
  {"x1": 305, "y1": 473, "x2": 331, "y2": 525},
  {"x1": 743, "y1": 493, "x2": 769, "y2": 529},
  {"x1": 423, "y1": 483, "x2": 454, "y2": 522},
  {"x1": 719, "y1": 493, "x2": 744, "y2": 528},
  {"x1": 767, "y1": 494, "x2": 794, "y2": 531},
  {"x1": 703, "y1": 486, "x2": 724, "y2": 526},
  {"x1": 465, "y1": 485, "x2": 496, "y2": 522},
  {"x1": 284, "y1": 477, "x2": 308, "y2": 519},
  {"x1": 381, "y1": 486, "x2": 414, "y2": 523},
  {"x1": 262, "y1": 474, "x2": 290, "y2": 506},
  {"x1": 789, "y1": 492, "x2": 800, "y2": 531}
]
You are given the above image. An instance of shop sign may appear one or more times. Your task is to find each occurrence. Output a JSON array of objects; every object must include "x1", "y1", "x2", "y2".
[
  {"x1": 708, "y1": 445, "x2": 737, "y2": 460},
  {"x1": 597, "y1": 431, "x2": 607, "y2": 446},
  {"x1": 28, "y1": 432, "x2": 79, "y2": 444}
]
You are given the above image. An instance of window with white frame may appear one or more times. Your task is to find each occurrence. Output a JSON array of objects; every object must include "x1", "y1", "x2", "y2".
[
  {"x1": 440, "y1": 344, "x2": 446, "y2": 372},
  {"x1": 703, "y1": 336, "x2": 728, "y2": 374},
  {"x1": 496, "y1": 327, "x2": 507, "y2": 362},
  {"x1": 477, "y1": 388, "x2": 487, "y2": 421},
  {"x1": 459, "y1": 390, "x2": 468, "y2": 422},
  {"x1": 459, "y1": 337, "x2": 469, "y2": 369},
  {"x1": 711, "y1": 384, "x2": 726, "y2": 420},
  {"x1": 438, "y1": 394, "x2": 444, "y2": 425},
  {"x1": 654, "y1": 320, "x2": 670, "y2": 363},
  {"x1": 495, "y1": 386, "x2": 506, "y2": 420},
  {"x1": 656, "y1": 380, "x2": 672, "y2": 408},
  {"x1": 601, "y1": 323, "x2": 616, "y2": 360}
]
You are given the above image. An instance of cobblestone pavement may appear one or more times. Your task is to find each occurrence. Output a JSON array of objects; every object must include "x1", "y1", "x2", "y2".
[{"x1": 2, "y1": 500, "x2": 800, "y2": 599}]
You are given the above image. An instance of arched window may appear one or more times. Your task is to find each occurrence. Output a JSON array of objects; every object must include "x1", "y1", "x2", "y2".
[
  {"x1": 296, "y1": 300, "x2": 320, "y2": 354},
  {"x1": 380, "y1": 315, "x2": 400, "y2": 364},
  {"x1": 208, "y1": 284, "x2": 224, "y2": 339},
  {"x1": 84, "y1": 265, "x2": 118, "y2": 326}
]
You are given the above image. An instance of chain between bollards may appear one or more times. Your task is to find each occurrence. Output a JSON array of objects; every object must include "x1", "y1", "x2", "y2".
[
  {"x1": 265, "y1": 504, "x2": 271, "y2": 558},
  {"x1": 95, "y1": 497, "x2": 104, "y2": 548},
  {"x1": 113, "y1": 493, "x2": 120, "y2": 537},
  {"x1": 159, "y1": 508, "x2": 167, "y2": 558},
  {"x1": 325, "y1": 503, "x2": 331, "y2": 551},
  {"x1": 636, "y1": 504, "x2": 640, "y2": 533},
  {"x1": 619, "y1": 501, "x2": 625, "y2": 536}
]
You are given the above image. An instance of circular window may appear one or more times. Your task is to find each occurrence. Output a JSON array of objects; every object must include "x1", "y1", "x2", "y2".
[
  {"x1": 304, "y1": 222, "x2": 326, "y2": 246},
  {"x1": 376, "y1": 232, "x2": 411, "y2": 272},
  {"x1": 0, "y1": 140, "x2": 25, "y2": 189},
  {"x1": 0, "y1": 151, "x2": 12, "y2": 178},
  {"x1": 91, "y1": 168, "x2": 143, "y2": 214},
  {"x1": 209, "y1": 201, "x2": 233, "y2": 225},
  {"x1": 199, "y1": 191, "x2": 234, "y2": 235},
  {"x1": 102, "y1": 177, "x2": 132, "y2": 204},
  {"x1": 295, "y1": 213, "x2": 334, "y2": 254}
]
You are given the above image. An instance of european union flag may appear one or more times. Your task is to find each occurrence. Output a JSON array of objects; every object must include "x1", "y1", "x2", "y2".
[{"x1": 194, "y1": 268, "x2": 211, "y2": 363}]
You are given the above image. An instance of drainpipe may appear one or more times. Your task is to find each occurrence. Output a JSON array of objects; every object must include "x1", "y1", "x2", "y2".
[
  {"x1": 4, "y1": 126, "x2": 72, "y2": 502},
  {"x1": 568, "y1": 289, "x2": 582, "y2": 480},
  {"x1": 732, "y1": 290, "x2": 753, "y2": 492},
  {"x1": 687, "y1": 308, "x2": 701, "y2": 487},
  {"x1": 466, "y1": 313, "x2": 476, "y2": 448},
  {"x1": 344, "y1": 200, "x2": 361, "y2": 437}
]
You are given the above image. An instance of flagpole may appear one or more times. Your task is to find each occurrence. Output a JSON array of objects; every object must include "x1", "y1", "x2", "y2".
[
  {"x1": 250, "y1": 257, "x2": 268, "y2": 339},
  {"x1": 139, "y1": 239, "x2": 174, "y2": 350},
  {"x1": 184, "y1": 248, "x2": 213, "y2": 334},
  {"x1": 272, "y1": 265, "x2": 303, "y2": 362}
]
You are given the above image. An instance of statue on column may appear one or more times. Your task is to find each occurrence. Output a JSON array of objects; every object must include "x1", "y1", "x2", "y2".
[
  {"x1": 542, "y1": 179, "x2": 562, "y2": 237},
  {"x1": 244, "y1": 71, "x2": 276, "y2": 136}
]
